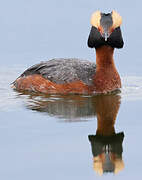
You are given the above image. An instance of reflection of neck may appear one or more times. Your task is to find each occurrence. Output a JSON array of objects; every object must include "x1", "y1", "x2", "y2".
[
  {"x1": 96, "y1": 115, "x2": 115, "y2": 136},
  {"x1": 95, "y1": 95, "x2": 121, "y2": 136},
  {"x1": 94, "y1": 46, "x2": 121, "y2": 93}
]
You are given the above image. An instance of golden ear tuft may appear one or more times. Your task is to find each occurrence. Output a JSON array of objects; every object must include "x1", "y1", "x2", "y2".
[
  {"x1": 90, "y1": 11, "x2": 101, "y2": 28},
  {"x1": 112, "y1": 10, "x2": 122, "y2": 29},
  {"x1": 114, "y1": 159, "x2": 124, "y2": 174},
  {"x1": 93, "y1": 157, "x2": 103, "y2": 176}
]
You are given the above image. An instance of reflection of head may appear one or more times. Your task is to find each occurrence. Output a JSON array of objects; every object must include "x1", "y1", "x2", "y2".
[
  {"x1": 89, "y1": 132, "x2": 124, "y2": 175},
  {"x1": 93, "y1": 153, "x2": 124, "y2": 175},
  {"x1": 88, "y1": 94, "x2": 124, "y2": 175}
]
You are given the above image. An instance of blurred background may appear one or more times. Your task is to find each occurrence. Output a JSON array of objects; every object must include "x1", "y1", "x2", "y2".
[{"x1": 0, "y1": 0, "x2": 141, "y2": 75}]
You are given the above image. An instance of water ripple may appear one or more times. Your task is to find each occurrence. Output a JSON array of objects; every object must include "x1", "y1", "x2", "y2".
[
  {"x1": 0, "y1": 66, "x2": 142, "y2": 111},
  {"x1": 121, "y1": 76, "x2": 142, "y2": 101}
]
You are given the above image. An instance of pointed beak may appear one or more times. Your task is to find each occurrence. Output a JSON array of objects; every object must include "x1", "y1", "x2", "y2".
[
  {"x1": 104, "y1": 31, "x2": 110, "y2": 41},
  {"x1": 100, "y1": 13, "x2": 113, "y2": 41},
  {"x1": 101, "y1": 24, "x2": 112, "y2": 41}
]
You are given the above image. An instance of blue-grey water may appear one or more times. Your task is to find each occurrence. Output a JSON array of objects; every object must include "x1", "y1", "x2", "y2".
[{"x1": 0, "y1": 0, "x2": 142, "y2": 179}]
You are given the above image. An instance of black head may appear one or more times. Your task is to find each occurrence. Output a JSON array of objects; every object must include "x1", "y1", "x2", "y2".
[{"x1": 88, "y1": 10, "x2": 124, "y2": 49}]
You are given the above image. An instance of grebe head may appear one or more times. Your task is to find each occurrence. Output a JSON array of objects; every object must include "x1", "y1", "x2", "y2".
[{"x1": 88, "y1": 10, "x2": 124, "y2": 49}]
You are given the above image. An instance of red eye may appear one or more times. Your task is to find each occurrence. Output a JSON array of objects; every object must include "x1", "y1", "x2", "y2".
[
  {"x1": 111, "y1": 28, "x2": 114, "y2": 33},
  {"x1": 98, "y1": 27, "x2": 101, "y2": 32},
  {"x1": 98, "y1": 27, "x2": 103, "y2": 34}
]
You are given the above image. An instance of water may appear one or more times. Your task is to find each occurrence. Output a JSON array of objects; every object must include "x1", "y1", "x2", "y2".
[
  {"x1": 0, "y1": 66, "x2": 142, "y2": 179},
  {"x1": 1, "y1": 0, "x2": 142, "y2": 179}
]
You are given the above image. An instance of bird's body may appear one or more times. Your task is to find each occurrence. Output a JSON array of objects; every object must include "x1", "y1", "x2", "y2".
[
  {"x1": 12, "y1": 10, "x2": 124, "y2": 95},
  {"x1": 13, "y1": 58, "x2": 96, "y2": 94}
]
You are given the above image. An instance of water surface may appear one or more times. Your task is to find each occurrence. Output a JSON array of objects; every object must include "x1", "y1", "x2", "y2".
[{"x1": 0, "y1": 67, "x2": 142, "y2": 179}]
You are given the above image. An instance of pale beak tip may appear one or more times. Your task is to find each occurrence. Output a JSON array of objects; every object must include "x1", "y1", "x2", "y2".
[{"x1": 104, "y1": 32, "x2": 109, "y2": 41}]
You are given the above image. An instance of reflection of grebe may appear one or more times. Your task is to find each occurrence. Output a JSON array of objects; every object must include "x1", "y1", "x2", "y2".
[
  {"x1": 16, "y1": 92, "x2": 124, "y2": 173},
  {"x1": 88, "y1": 95, "x2": 124, "y2": 175},
  {"x1": 12, "y1": 10, "x2": 123, "y2": 94},
  {"x1": 20, "y1": 93, "x2": 97, "y2": 120}
]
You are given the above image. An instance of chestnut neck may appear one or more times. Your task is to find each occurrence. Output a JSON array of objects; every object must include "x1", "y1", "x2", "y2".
[
  {"x1": 93, "y1": 45, "x2": 121, "y2": 93},
  {"x1": 95, "y1": 46, "x2": 115, "y2": 70}
]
